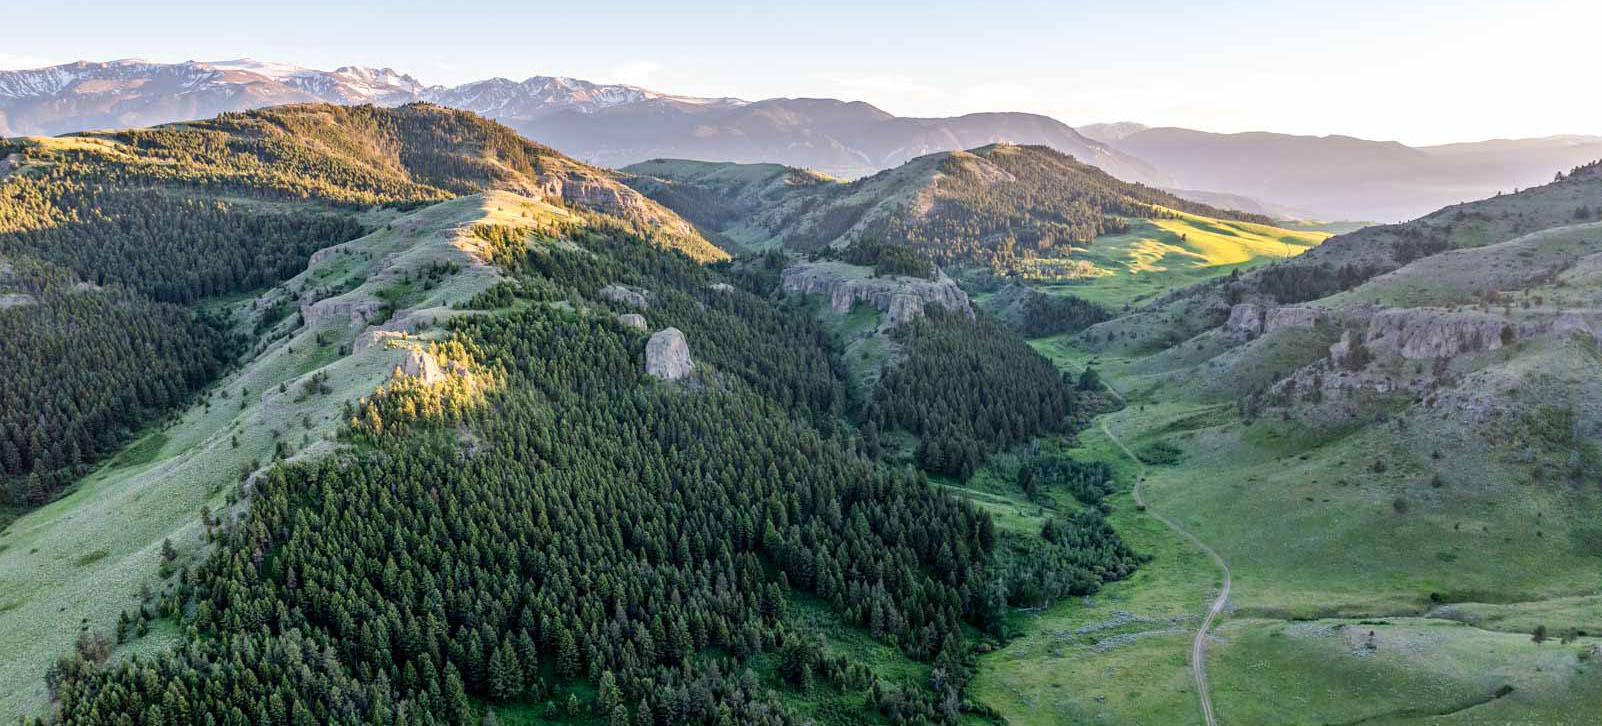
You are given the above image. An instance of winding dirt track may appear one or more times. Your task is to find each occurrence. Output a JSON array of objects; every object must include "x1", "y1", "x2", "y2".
[{"x1": 1098, "y1": 389, "x2": 1231, "y2": 726}]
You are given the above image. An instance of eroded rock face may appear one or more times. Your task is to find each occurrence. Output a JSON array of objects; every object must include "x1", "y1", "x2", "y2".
[
  {"x1": 600, "y1": 284, "x2": 650, "y2": 309},
  {"x1": 618, "y1": 313, "x2": 648, "y2": 330},
  {"x1": 1226, "y1": 303, "x2": 1323, "y2": 338},
  {"x1": 516, "y1": 171, "x2": 702, "y2": 241},
  {"x1": 1264, "y1": 306, "x2": 1323, "y2": 333},
  {"x1": 1226, "y1": 303, "x2": 1266, "y2": 337},
  {"x1": 645, "y1": 327, "x2": 694, "y2": 380},
  {"x1": 401, "y1": 348, "x2": 445, "y2": 385},
  {"x1": 303, "y1": 298, "x2": 383, "y2": 325},
  {"x1": 780, "y1": 260, "x2": 973, "y2": 327},
  {"x1": 1364, "y1": 309, "x2": 1514, "y2": 359}
]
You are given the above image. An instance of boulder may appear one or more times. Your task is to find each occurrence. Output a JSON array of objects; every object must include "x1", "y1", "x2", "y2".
[
  {"x1": 645, "y1": 327, "x2": 694, "y2": 381},
  {"x1": 709, "y1": 282, "x2": 735, "y2": 293},
  {"x1": 600, "y1": 284, "x2": 650, "y2": 309},
  {"x1": 618, "y1": 313, "x2": 648, "y2": 330}
]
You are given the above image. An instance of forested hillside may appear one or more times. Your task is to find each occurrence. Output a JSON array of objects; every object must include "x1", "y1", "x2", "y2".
[
  {"x1": 38, "y1": 214, "x2": 1139, "y2": 726},
  {"x1": 624, "y1": 145, "x2": 1272, "y2": 270},
  {"x1": 4, "y1": 105, "x2": 1141, "y2": 725},
  {"x1": 0, "y1": 103, "x2": 721, "y2": 504}
]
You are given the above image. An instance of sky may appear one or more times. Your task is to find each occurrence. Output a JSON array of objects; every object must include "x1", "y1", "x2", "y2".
[{"x1": 5, "y1": 0, "x2": 1597, "y2": 145}]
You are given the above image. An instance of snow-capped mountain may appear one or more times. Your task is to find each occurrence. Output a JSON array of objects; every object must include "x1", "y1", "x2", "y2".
[
  {"x1": 424, "y1": 76, "x2": 742, "y2": 119},
  {"x1": 0, "y1": 58, "x2": 737, "y2": 137}
]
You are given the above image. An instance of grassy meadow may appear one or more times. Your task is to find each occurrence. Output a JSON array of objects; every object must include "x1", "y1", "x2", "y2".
[
  {"x1": 1021, "y1": 213, "x2": 1330, "y2": 308},
  {"x1": 973, "y1": 316, "x2": 1602, "y2": 723}
]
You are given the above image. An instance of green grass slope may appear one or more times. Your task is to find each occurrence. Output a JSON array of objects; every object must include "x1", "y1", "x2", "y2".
[
  {"x1": 1025, "y1": 212, "x2": 1329, "y2": 308},
  {"x1": 973, "y1": 167, "x2": 1602, "y2": 723}
]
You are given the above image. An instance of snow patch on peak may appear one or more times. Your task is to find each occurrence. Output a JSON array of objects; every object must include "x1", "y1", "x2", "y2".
[{"x1": 203, "y1": 59, "x2": 314, "y2": 81}]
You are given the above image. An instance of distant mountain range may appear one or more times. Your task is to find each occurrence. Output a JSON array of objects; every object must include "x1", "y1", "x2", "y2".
[
  {"x1": 1079, "y1": 122, "x2": 1602, "y2": 222},
  {"x1": 0, "y1": 59, "x2": 1158, "y2": 184},
  {"x1": 3, "y1": 59, "x2": 1599, "y2": 222}
]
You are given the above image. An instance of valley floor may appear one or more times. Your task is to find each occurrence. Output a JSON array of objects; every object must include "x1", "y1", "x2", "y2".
[{"x1": 968, "y1": 338, "x2": 1602, "y2": 725}]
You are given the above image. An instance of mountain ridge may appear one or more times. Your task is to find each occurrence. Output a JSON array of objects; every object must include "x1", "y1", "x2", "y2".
[
  {"x1": 1087, "y1": 123, "x2": 1602, "y2": 221},
  {"x1": 622, "y1": 144, "x2": 1283, "y2": 275},
  {"x1": 0, "y1": 58, "x2": 1162, "y2": 184}
]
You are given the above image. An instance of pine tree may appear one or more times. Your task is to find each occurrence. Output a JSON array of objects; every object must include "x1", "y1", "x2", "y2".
[{"x1": 444, "y1": 663, "x2": 473, "y2": 726}]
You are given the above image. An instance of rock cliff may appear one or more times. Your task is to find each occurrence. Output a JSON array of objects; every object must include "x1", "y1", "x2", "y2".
[
  {"x1": 1226, "y1": 302, "x2": 1325, "y2": 339},
  {"x1": 780, "y1": 260, "x2": 972, "y2": 327},
  {"x1": 1363, "y1": 308, "x2": 1515, "y2": 359}
]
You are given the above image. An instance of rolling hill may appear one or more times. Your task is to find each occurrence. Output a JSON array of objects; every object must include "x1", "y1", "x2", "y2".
[{"x1": 624, "y1": 146, "x2": 1325, "y2": 304}]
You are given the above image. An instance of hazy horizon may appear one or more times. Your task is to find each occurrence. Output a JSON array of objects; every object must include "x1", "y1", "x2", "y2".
[{"x1": 4, "y1": 0, "x2": 1598, "y2": 146}]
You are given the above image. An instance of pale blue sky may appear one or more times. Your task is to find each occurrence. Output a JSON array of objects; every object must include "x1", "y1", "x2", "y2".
[{"x1": 8, "y1": 0, "x2": 1596, "y2": 144}]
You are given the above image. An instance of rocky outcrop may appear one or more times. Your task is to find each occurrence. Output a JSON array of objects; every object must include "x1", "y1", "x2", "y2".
[
  {"x1": 0, "y1": 292, "x2": 35, "y2": 309},
  {"x1": 709, "y1": 282, "x2": 735, "y2": 293},
  {"x1": 1226, "y1": 302, "x2": 1324, "y2": 339},
  {"x1": 354, "y1": 329, "x2": 405, "y2": 355},
  {"x1": 303, "y1": 297, "x2": 383, "y2": 325},
  {"x1": 401, "y1": 348, "x2": 445, "y2": 385},
  {"x1": 522, "y1": 170, "x2": 705, "y2": 244},
  {"x1": 645, "y1": 327, "x2": 694, "y2": 380},
  {"x1": 1363, "y1": 309, "x2": 1514, "y2": 359},
  {"x1": 1265, "y1": 306, "x2": 1324, "y2": 333},
  {"x1": 1225, "y1": 303, "x2": 1267, "y2": 337},
  {"x1": 780, "y1": 260, "x2": 973, "y2": 327},
  {"x1": 618, "y1": 313, "x2": 648, "y2": 330},
  {"x1": 600, "y1": 284, "x2": 650, "y2": 309},
  {"x1": 307, "y1": 245, "x2": 348, "y2": 266}
]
